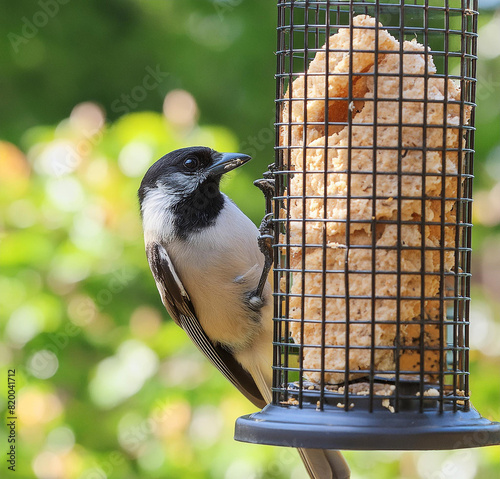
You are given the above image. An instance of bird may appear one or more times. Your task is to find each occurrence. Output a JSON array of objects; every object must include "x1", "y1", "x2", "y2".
[{"x1": 138, "y1": 146, "x2": 350, "y2": 479}]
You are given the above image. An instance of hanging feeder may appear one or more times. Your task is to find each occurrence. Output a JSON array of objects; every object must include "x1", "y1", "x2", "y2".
[{"x1": 235, "y1": 0, "x2": 500, "y2": 450}]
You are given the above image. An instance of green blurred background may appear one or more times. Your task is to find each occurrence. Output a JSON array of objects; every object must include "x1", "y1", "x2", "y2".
[{"x1": 1, "y1": 1, "x2": 499, "y2": 478}]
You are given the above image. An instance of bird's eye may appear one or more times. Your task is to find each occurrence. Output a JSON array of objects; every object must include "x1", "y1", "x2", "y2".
[{"x1": 183, "y1": 157, "x2": 199, "y2": 171}]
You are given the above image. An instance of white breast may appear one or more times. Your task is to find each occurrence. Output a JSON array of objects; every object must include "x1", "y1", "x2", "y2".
[{"x1": 164, "y1": 196, "x2": 272, "y2": 350}]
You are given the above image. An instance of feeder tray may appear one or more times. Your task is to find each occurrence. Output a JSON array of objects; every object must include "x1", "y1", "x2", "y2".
[
  {"x1": 236, "y1": 378, "x2": 500, "y2": 450},
  {"x1": 235, "y1": 0, "x2": 500, "y2": 451}
]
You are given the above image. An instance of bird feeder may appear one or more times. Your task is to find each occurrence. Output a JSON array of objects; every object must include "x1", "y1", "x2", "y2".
[{"x1": 235, "y1": 0, "x2": 500, "y2": 450}]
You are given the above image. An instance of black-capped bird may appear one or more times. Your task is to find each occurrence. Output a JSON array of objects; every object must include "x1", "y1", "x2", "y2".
[{"x1": 138, "y1": 146, "x2": 350, "y2": 479}]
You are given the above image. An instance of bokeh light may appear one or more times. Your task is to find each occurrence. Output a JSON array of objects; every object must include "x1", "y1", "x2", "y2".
[
  {"x1": 89, "y1": 340, "x2": 159, "y2": 409},
  {"x1": 27, "y1": 350, "x2": 59, "y2": 379}
]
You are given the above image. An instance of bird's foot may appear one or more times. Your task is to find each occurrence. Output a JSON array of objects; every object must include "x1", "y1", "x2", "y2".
[
  {"x1": 258, "y1": 212, "x2": 274, "y2": 262},
  {"x1": 253, "y1": 178, "x2": 275, "y2": 202},
  {"x1": 253, "y1": 176, "x2": 275, "y2": 302},
  {"x1": 255, "y1": 213, "x2": 274, "y2": 302}
]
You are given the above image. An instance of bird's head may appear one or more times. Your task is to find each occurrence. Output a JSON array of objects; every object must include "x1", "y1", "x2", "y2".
[
  {"x1": 138, "y1": 147, "x2": 251, "y2": 205},
  {"x1": 138, "y1": 146, "x2": 251, "y2": 239}
]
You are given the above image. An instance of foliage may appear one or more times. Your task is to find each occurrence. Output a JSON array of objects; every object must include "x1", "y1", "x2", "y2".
[
  {"x1": 0, "y1": 2, "x2": 500, "y2": 479},
  {"x1": 0, "y1": 0, "x2": 277, "y2": 168}
]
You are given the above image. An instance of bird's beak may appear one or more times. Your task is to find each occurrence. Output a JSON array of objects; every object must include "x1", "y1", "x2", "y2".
[{"x1": 207, "y1": 152, "x2": 252, "y2": 176}]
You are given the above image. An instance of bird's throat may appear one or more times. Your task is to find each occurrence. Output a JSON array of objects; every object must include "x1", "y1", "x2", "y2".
[{"x1": 172, "y1": 180, "x2": 224, "y2": 239}]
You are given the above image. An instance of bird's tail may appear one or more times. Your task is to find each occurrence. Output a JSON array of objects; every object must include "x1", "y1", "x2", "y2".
[
  {"x1": 298, "y1": 448, "x2": 351, "y2": 479},
  {"x1": 243, "y1": 362, "x2": 351, "y2": 479}
]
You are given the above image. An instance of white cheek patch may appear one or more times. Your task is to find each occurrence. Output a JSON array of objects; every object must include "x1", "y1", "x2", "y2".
[
  {"x1": 141, "y1": 171, "x2": 210, "y2": 242},
  {"x1": 141, "y1": 186, "x2": 177, "y2": 242}
]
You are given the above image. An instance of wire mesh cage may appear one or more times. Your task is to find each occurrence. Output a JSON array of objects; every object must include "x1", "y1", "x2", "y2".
[{"x1": 235, "y1": 0, "x2": 500, "y2": 450}]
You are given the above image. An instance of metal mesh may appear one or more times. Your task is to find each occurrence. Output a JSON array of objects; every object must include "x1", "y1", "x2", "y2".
[{"x1": 272, "y1": 0, "x2": 478, "y2": 414}]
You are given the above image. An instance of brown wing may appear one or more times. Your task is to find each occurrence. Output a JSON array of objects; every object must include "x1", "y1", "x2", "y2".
[{"x1": 146, "y1": 242, "x2": 266, "y2": 409}]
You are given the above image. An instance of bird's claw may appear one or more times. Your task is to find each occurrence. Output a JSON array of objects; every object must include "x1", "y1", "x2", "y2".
[
  {"x1": 259, "y1": 212, "x2": 274, "y2": 237},
  {"x1": 255, "y1": 227, "x2": 274, "y2": 302},
  {"x1": 253, "y1": 178, "x2": 275, "y2": 216},
  {"x1": 257, "y1": 212, "x2": 274, "y2": 284},
  {"x1": 253, "y1": 178, "x2": 275, "y2": 197}
]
